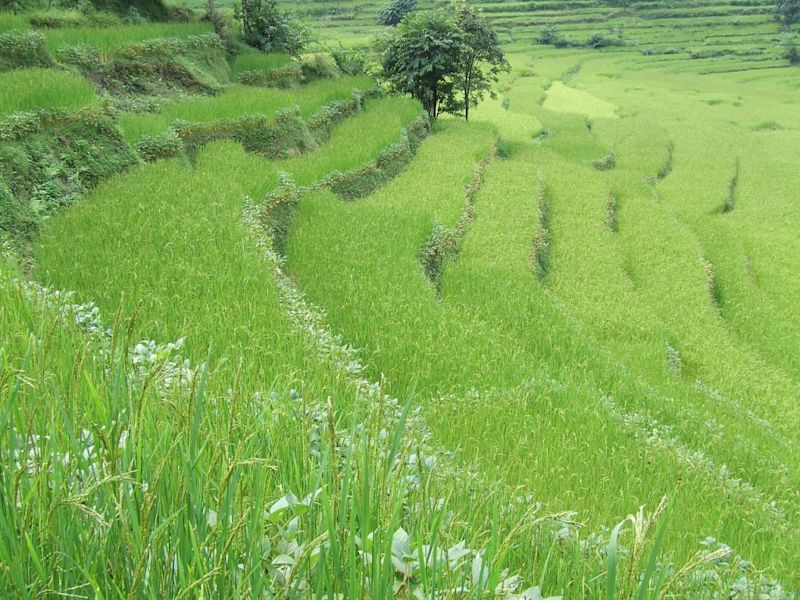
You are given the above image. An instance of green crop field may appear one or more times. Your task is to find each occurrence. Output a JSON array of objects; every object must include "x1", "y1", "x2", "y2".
[{"x1": 1, "y1": 0, "x2": 799, "y2": 597}]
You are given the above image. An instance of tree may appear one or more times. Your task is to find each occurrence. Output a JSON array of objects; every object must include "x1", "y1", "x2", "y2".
[
  {"x1": 378, "y1": 10, "x2": 464, "y2": 118},
  {"x1": 240, "y1": 0, "x2": 309, "y2": 55},
  {"x1": 448, "y1": 0, "x2": 509, "y2": 121},
  {"x1": 378, "y1": 0, "x2": 417, "y2": 26},
  {"x1": 208, "y1": 0, "x2": 238, "y2": 56},
  {"x1": 776, "y1": 0, "x2": 800, "y2": 31}
]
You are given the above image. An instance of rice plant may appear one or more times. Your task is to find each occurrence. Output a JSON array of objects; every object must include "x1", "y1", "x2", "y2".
[{"x1": 0, "y1": 67, "x2": 96, "y2": 114}]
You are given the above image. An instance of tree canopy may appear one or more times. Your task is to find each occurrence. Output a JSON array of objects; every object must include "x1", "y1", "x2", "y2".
[
  {"x1": 378, "y1": 0, "x2": 418, "y2": 27},
  {"x1": 377, "y1": 1, "x2": 508, "y2": 120},
  {"x1": 776, "y1": 0, "x2": 800, "y2": 31},
  {"x1": 449, "y1": 0, "x2": 510, "y2": 121}
]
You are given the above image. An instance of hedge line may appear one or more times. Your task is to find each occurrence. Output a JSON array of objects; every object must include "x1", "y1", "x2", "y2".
[
  {"x1": 137, "y1": 89, "x2": 371, "y2": 163},
  {"x1": 59, "y1": 33, "x2": 231, "y2": 96}
]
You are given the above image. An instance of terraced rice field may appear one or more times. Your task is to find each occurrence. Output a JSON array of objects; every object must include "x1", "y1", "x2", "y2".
[{"x1": 2, "y1": 0, "x2": 799, "y2": 597}]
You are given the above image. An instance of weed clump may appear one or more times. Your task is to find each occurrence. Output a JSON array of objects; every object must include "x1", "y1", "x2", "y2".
[
  {"x1": 592, "y1": 149, "x2": 616, "y2": 171},
  {"x1": 657, "y1": 142, "x2": 674, "y2": 180},
  {"x1": 722, "y1": 158, "x2": 740, "y2": 213},
  {"x1": 531, "y1": 173, "x2": 550, "y2": 281},
  {"x1": 606, "y1": 192, "x2": 618, "y2": 232}
]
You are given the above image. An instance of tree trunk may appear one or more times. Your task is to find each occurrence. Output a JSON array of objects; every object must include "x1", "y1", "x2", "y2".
[
  {"x1": 463, "y1": 62, "x2": 474, "y2": 122},
  {"x1": 241, "y1": 0, "x2": 252, "y2": 38}
]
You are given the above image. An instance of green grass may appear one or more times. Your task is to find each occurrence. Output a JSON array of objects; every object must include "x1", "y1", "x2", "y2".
[
  {"x1": 118, "y1": 76, "x2": 373, "y2": 143},
  {"x1": 543, "y1": 80, "x2": 618, "y2": 119},
  {"x1": 0, "y1": 11, "x2": 30, "y2": 32},
  {"x1": 231, "y1": 47, "x2": 293, "y2": 74},
  {"x1": 0, "y1": 68, "x2": 96, "y2": 114}
]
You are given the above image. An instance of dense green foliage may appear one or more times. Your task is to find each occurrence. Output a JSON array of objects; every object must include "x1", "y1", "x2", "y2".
[
  {"x1": 378, "y1": 2, "x2": 508, "y2": 120},
  {"x1": 377, "y1": 0, "x2": 416, "y2": 26},
  {"x1": 0, "y1": 29, "x2": 50, "y2": 70},
  {"x1": 0, "y1": 108, "x2": 136, "y2": 248},
  {"x1": 241, "y1": 0, "x2": 309, "y2": 54},
  {"x1": 378, "y1": 10, "x2": 464, "y2": 118},
  {"x1": 449, "y1": 0, "x2": 509, "y2": 120},
  {"x1": 776, "y1": 0, "x2": 800, "y2": 30}
]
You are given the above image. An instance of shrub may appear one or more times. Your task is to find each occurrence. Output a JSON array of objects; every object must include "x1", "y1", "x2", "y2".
[
  {"x1": 0, "y1": 30, "x2": 52, "y2": 71},
  {"x1": 592, "y1": 150, "x2": 616, "y2": 171},
  {"x1": 496, "y1": 138, "x2": 510, "y2": 159},
  {"x1": 136, "y1": 130, "x2": 182, "y2": 162},
  {"x1": 587, "y1": 32, "x2": 616, "y2": 49},
  {"x1": 298, "y1": 53, "x2": 340, "y2": 82},
  {"x1": 241, "y1": 0, "x2": 309, "y2": 55},
  {"x1": 785, "y1": 44, "x2": 799, "y2": 64},
  {"x1": 330, "y1": 43, "x2": 369, "y2": 76},
  {"x1": 538, "y1": 26, "x2": 558, "y2": 45}
]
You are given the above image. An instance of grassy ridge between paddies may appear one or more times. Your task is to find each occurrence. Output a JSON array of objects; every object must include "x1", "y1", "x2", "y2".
[
  {"x1": 118, "y1": 75, "x2": 373, "y2": 144},
  {"x1": 41, "y1": 21, "x2": 212, "y2": 53},
  {"x1": 0, "y1": 68, "x2": 97, "y2": 114}
]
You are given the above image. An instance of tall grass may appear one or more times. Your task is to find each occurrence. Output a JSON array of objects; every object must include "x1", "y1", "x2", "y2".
[
  {"x1": 1, "y1": 255, "x2": 519, "y2": 599},
  {"x1": 232, "y1": 47, "x2": 293, "y2": 74},
  {"x1": 0, "y1": 68, "x2": 96, "y2": 114},
  {"x1": 0, "y1": 11, "x2": 29, "y2": 32}
]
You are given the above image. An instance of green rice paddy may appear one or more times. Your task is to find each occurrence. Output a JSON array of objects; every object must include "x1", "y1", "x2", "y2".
[{"x1": 2, "y1": 0, "x2": 799, "y2": 597}]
